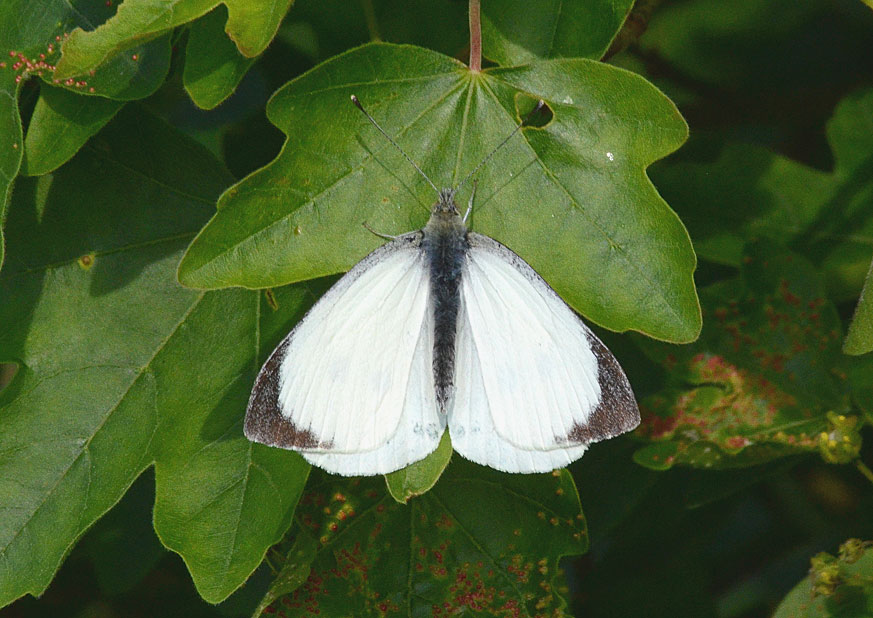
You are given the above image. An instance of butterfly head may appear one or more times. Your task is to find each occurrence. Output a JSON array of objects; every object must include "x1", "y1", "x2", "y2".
[
  {"x1": 424, "y1": 187, "x2": 466, "y2": 235},
  {"x1": 433, "y1": 188, "x2": 460, "y2": 217}
]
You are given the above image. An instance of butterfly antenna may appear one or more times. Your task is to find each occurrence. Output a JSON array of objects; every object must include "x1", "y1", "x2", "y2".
[
  {"x1": 454, "y1": 99, "x2": 546, "y2": 192},
  {"x1": 351, "y1": 95, "x2": 440, "y2": 195}
]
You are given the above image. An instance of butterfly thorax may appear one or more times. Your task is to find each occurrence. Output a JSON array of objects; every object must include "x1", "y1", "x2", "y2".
[{"x1": 423, "y1": 191, "x2": 469, "y2": 413}]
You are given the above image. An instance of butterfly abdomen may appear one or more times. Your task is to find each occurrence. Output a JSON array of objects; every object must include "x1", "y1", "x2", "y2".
[{"x1": 423, "y1": 212, "x2": 469, "y2": 412}]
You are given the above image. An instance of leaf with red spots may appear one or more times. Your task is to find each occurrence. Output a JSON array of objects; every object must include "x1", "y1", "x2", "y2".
[
  {"x1": 260, "y1": 459, "x2": 586, "y2": 617},
  {"x1": 634, "y1": 241, "x2": 850, "y2": 470},
  {"x1": 0, "y1": 0, "x2": 177, "y2": 274},
  {"x1": 1, "y1": 0, "x2": 172, "y2": 100},
  {"x1": 252, "y1": 532, "x2": 319, "y2": 618}
]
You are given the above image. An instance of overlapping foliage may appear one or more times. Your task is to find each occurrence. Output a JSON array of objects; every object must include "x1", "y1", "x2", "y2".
[{"x1": 1, "y1": 0, "x2": 871, "y2": 616}]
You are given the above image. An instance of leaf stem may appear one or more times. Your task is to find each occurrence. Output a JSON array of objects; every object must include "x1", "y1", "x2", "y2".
[
  {"x1": 469, "y1": 0, "x2": 482, "y2": 72},
  {"x1": 856, "y1": 459, "x2": 873, "y2": 486},
  {"x1": 361, "y1": 0, "x2": 381, "y2": 42},
  {"x1": 264, "y1": 549, "x2": 279, "y2": 574}
]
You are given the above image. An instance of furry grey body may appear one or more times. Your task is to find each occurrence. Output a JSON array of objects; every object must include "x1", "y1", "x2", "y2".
[{"x1": 421, "y1": 189, "x2": 470, "y2": 411}]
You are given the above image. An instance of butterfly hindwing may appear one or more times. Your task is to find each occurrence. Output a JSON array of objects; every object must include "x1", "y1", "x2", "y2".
[
  {"x1": 450, "y1": 298, "x2": 589, "y2": 473},
  {"x1": 448, "y1": 233, "x2": 639, "y2": 473},
  {"x1": 245, "y1": 232, "x2": 444, "y2": 475}
]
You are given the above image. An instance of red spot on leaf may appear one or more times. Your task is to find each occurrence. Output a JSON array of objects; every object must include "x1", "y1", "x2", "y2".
[{"x1": 779, "y1": 279, "x2": 801, "y2": 305}]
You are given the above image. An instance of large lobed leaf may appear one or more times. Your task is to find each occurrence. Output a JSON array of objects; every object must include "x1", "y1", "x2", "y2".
[
  {"x1": 0, "y1": 107, "x2": 310, "y2": 606},
  {"x1": 1, "y1": 9, "x2": 695, "y2": 610},
  {"x1": 178, "y1": 42, "x2": 699, "y2": 342},
  {"x1": 260, "y1": 460, "x2": 586, "y2": 617},
  {"x1": 634, "y1": 241, "x2": 849, "y2": 470}
]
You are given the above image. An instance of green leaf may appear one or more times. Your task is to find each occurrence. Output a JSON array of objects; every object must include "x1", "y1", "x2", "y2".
[
  {"x1": 178, "y1": 42, "x2": 698, "y2": 342},
  {"x1": 773, "y1": 539, "x2": 873, "y2": 618},
  {"x1": 634, "y1": 241, "x2": 848, "y2": 470},
  {"x1": 54, "y1": 0, "x2": 295, "y2": 83},
  {"x1": 22, "y1": 84, "x2": 124, "y2": 176},
  {"x1": 1, "y1": 0, "x2": 172, "y2": 98},
  {"x1": 57, "y1": 36, "x2": 173, "y2": 100},
  {"x1": 251, "y1": 532, "x2": 317, "y2": 618},
  {"x1": 0, "y1": 0, "x2": 173, "y2": 274},
  {"x1": 148, "y1": 283, "x2": 313, "y2": 603},
  {"x1": 481, "y1": 0, "x2": 635, "y2": 65},
  {"x1": 0, "y1": 83, "x2": 15, "y2": 273},
  {"x1": 385, "y1": 430, "x2": 453, "y2": 504},
  {"x1": 844, "y1": 256, "x2": 873, "y2": 355},
  {"x1": 651, "y1": 87, "x2": 873, "y2": 302},
  {"x1": 262, "y1": 459, "x2": 586, "y2": 615},
  {"x1": 184, "y1": 5, "x2": 255, "y2": 110},
  {"x1": 0, "y1": 106, "x2": 310, "y2": 606},
  {"x1": 636, "y1": 0, "x2": 873, "y2": 113}
]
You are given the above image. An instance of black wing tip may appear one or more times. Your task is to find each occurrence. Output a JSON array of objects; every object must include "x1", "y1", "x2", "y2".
[
  {"x1": 243, "y1": 337, "x2": 323, "y2": 450},
  {"x1": 563, "y1": 331, "x2": 641, "y2": 444},
  {"x1": 245, "y1": 387, "x2": 324, "y2": 450}
]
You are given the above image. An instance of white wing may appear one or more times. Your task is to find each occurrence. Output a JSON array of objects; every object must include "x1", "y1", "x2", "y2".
[
  {"x1": 303, "y1": 306, "x2": 445, "y2": 475},
  {"x1": 245, "y1": 232, "x2": 444, "y2": 475},
  {"x1": 450, "y1": 303, "x2": 588, "y2": 472},
  {"x1": 449, "y1": 233, "x2": 639, "y2": 473}
]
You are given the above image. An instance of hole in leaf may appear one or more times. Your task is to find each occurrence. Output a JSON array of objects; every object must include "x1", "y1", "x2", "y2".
[{"x1": 515, "y1": 94, "x2": 553, "y2": 128}]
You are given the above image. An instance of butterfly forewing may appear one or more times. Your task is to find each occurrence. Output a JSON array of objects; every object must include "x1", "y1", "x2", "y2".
[
  {"x1": 302, "y1": 307, "x2": 445, "y2": 475},
  {"x1": 245, "y1": 233, "x2": 443, "y2": 474}
]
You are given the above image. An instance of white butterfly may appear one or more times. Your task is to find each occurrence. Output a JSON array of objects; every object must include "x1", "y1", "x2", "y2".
[{"x1": 244, "y1": 96, "x2": 640, "y2": 476}]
